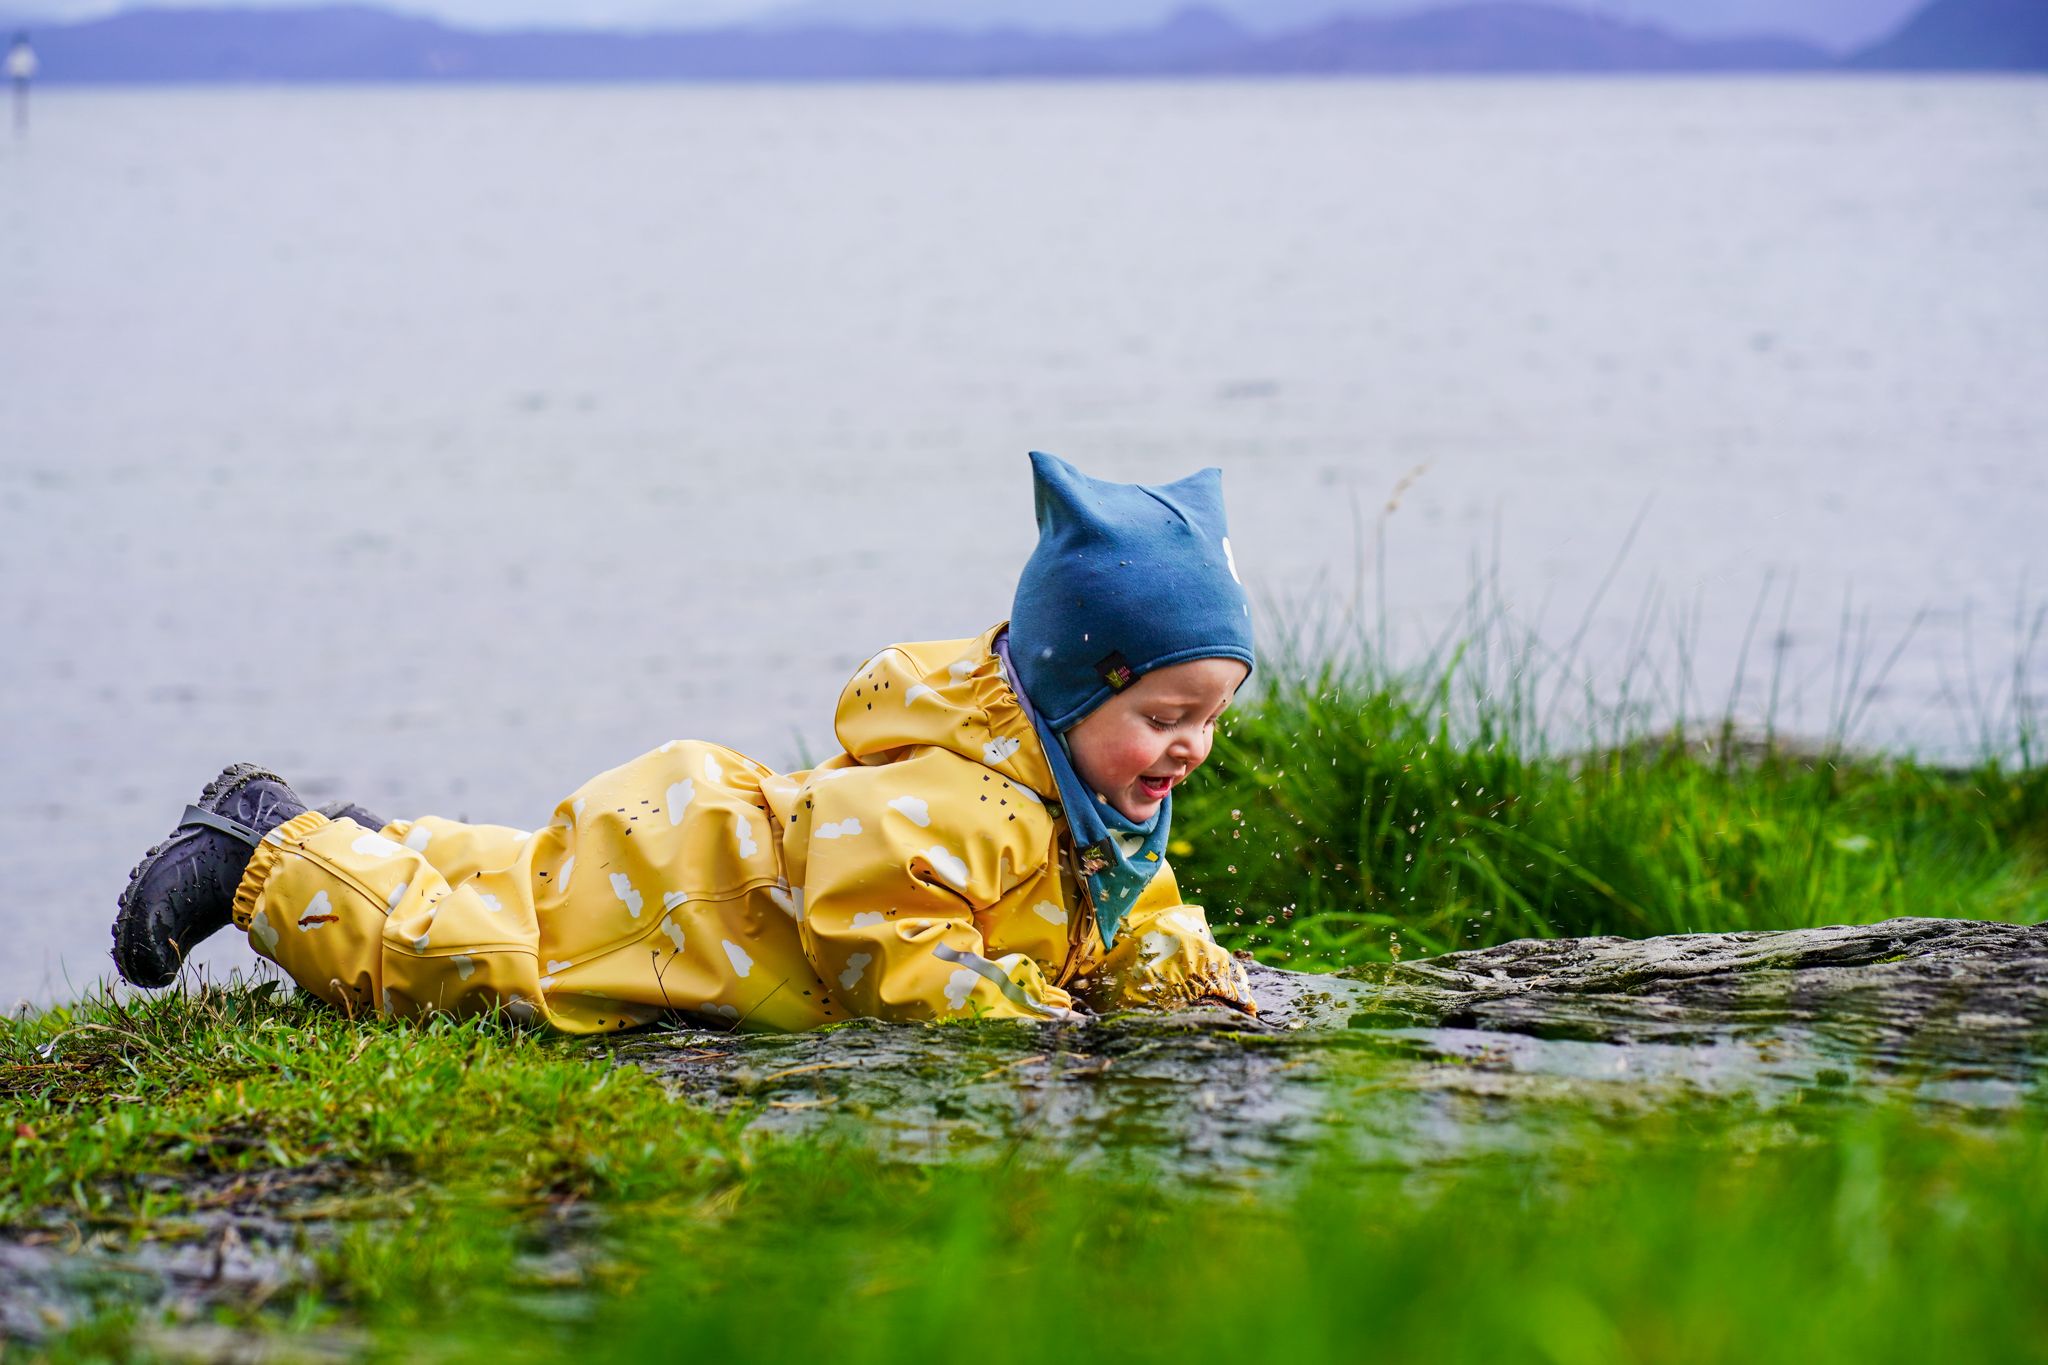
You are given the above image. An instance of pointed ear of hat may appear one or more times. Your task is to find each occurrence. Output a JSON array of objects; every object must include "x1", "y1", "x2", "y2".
[
  {"x1": 1011, "y1": 451, "x2": 1255, "y2": 732},
  {"x1": 1030, "y1": 449, "x2": 1228, "y2": 539},
  {"x1": 1146, "y1": 464, "x2": 1230, "y2": 531},
  {"x1": 1029, "y1": 450, "x2": 1099, "y2": 533}
]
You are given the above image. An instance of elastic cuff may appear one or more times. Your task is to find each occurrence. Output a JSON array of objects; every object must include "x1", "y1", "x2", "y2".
[{"x1": 230, "y1": 809, "x2": 330, "y2": 931}]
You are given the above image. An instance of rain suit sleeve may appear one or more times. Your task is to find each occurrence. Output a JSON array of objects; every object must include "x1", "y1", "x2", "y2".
[
  {"x1": 1085, "y1": 862, "x2": 1255, "y2": 1015},
  {"x1": 793, "y1": 757, "x2": 1077, "y2": 1023}
]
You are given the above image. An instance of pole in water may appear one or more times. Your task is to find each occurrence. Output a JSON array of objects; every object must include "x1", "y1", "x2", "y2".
[{"x1": 7, "y1": 32, "x2": 36, "y2": 135}]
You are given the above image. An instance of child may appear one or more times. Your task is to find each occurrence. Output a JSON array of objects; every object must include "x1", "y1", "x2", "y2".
[{"x1": 111, "y1": 452, "x2": 1258, "y2": 1032}]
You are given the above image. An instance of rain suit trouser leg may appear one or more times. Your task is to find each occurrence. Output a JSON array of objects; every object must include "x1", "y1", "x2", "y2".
[
  {"x1": 230, "y1": 810, "x2": 593, "y2": 1027},
  {"x1": 226, "y1": 746, "x2": 844, "y2": 1034}
]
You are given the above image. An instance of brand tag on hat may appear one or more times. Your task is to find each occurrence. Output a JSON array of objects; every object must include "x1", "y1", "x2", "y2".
[{"x1": 1095, "y1": 651, "x2": 1135, "y2": 691}]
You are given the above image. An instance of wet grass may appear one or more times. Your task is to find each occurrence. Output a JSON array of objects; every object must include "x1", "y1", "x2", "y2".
[
  {"x1": 1175, "y1": 604, "x2": 2048, "y2": 968},
  {"x1": 1, "y1": 986, "x2": 751, "y2": 1231},
  {"x1": 6, "y1": 985, "x2": 2045, "y2": 1362},
  {"x1": 2, "y1": 985, "x2": 750, "y2": 1354}
]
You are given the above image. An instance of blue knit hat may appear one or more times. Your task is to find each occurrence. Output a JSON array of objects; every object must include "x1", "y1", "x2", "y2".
[{"x1": 1009, "y1": 451, "x2": 1255, "y2": 731}]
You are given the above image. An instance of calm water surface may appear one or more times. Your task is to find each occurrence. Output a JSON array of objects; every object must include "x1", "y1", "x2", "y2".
[{"x1": 2, "y1": 79, "x2": 2044, "y2": 1004}]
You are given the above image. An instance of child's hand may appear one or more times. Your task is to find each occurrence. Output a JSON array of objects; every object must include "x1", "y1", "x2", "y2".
[{"x1": 1089, "y1": 902, "x2": 1257, "y2": 1015}]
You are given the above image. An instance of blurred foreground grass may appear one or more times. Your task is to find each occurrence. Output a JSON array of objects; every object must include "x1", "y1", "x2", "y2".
[{"x1": 5, "y1": 987, "x2": 2045, "y2": 1362}]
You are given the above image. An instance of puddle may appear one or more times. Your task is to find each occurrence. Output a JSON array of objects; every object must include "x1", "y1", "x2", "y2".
[
  {"x1": 613, "y1": 917, "x2": 2048, "y2": 1178},
  {"x1": 0, "y1": 1163, "x2": 377, "y2": 1357},
  {"x1": 0, "y1": 1164, "x2": 603, "y2": 1355}
]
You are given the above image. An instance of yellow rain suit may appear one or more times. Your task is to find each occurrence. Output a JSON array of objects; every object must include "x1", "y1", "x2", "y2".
[{"x1": 231, "y1": 625, "x2": 1254, "y2": 1032}]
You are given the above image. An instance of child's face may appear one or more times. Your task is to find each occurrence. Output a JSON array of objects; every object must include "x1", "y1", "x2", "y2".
[{"x1": 1065, "y1": 656, "x2": 1250, "y2": 824}]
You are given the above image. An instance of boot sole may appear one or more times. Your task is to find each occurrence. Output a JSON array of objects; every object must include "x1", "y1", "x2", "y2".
[{"x1": 112, "y1": 762, "x2": 288, "y2": 989}]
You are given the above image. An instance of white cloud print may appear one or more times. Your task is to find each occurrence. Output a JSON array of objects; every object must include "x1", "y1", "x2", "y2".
[
  {"x1": 666, "y1": 778, "x2": 694, "y2": 826},
  {"x1": 248, "y1": 910, "x2": 279, "y2": 955},
  {"x1": 943, "y1": 968, "x2": 980, "y2": 1012},
  {"x1": 886, "y1": 795, "x2": 931, "y2": 827},
  {"x1": 920, "y1": 845, "x2": 970, "y2": 891},
  {"x1": 814, "y1": 818, "x2": 862, "y2": 839},
  {"x1": 982, "y1": 736, "x2": 1021, "y2": 766}
]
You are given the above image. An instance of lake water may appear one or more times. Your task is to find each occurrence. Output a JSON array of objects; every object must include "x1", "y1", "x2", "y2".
[{"x1": 2, "y1": 78, "x2": 2044, "y2": 1005}]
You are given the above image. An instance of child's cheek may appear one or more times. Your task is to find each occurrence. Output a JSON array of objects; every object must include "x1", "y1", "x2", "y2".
[{"x1": 1116, "y1": 730, "x2": 1164, "y2": 777}]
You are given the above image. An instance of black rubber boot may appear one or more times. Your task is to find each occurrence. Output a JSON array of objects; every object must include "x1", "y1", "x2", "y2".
[
  {"x1": 112, "y1": 763, "x2": 310, "y2": 989},
  {"x1": 318, "y1": 800, "x2": 389, "y2": 829}
]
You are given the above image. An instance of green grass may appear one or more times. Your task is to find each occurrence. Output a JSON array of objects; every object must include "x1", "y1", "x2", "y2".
[
  {"x1": 3, "y1": 986, "x2": 752, "y2": 1356},
  {"x1": 8, "y1": 606, "x2": 2046, "y2": 1360},
  {"x1": 564, "y1": 1109, "x2": 2048, "y2": 1365},
  {"x1": 6, "y1": 987, "x2": 2045, "y2": 1363},
  {"x1": 1173, "y1": 608, "x2": 2048, "y2": 968},
  {"x1": 1, "y1": 986, "x2": 749, "y2": 1229}
]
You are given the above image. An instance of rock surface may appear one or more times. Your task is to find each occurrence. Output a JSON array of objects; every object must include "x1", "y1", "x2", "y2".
[
  {"x1": 612, "y1": 917, "x2": 2048, "y2": 1180},
  {"x1": 1346, "y1": 915, "x2": 2048, "y2": 1062}
]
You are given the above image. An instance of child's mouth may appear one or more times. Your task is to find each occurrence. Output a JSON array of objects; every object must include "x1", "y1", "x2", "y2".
[{"x1": 1137, "y1": 775, "x2": 1176, "y2": 800}]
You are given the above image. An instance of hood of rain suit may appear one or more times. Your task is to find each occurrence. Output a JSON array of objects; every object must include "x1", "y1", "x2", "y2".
[{"x1": 829, "y1": 625, "x2": 1062, "y2": 804}]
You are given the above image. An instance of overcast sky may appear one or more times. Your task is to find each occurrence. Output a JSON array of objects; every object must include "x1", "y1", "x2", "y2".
[{"x1": 1, "y1": 0, "x2": 1928, "y2": 50}]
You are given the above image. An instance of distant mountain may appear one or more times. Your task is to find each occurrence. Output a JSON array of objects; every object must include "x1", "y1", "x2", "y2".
[
  {"x1": 11, "y1": 1, "x2": 1850, "y2": 80},
  {"x1": 1224, "y1": 4, "x2": 1830, "y2": 73},
  {"x1": 0, "y1": 0, "x2": 1950, "y2": 52},
  {"x1": 8, "y1": 4, "x2": 1237, "y2": 79},
  {"x1": 20, "y1": 6, "x2": 454, "y2": 80},
  {"x1": 1851, "y1": 0, "x2": 2048, "y2": 68},
  {"x1": 761, "y1": 0, "x2": 1158, "y2": 35},
  {"x1": 763, "y1": 0, "x2": 1926, "y2": 53},
  {"x1": 17, "y1": 0, "x2": 2045, "y2": 78}
]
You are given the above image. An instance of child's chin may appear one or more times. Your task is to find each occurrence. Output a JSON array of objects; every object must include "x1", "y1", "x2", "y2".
[{"x1": 1119, "y1": 793, "x2": 1164, "y2": 821}]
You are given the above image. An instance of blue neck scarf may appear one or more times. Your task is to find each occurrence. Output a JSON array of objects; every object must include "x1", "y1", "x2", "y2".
[{"x1": 997, "y1": 633, "x2": 1171, "y2": 947}]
